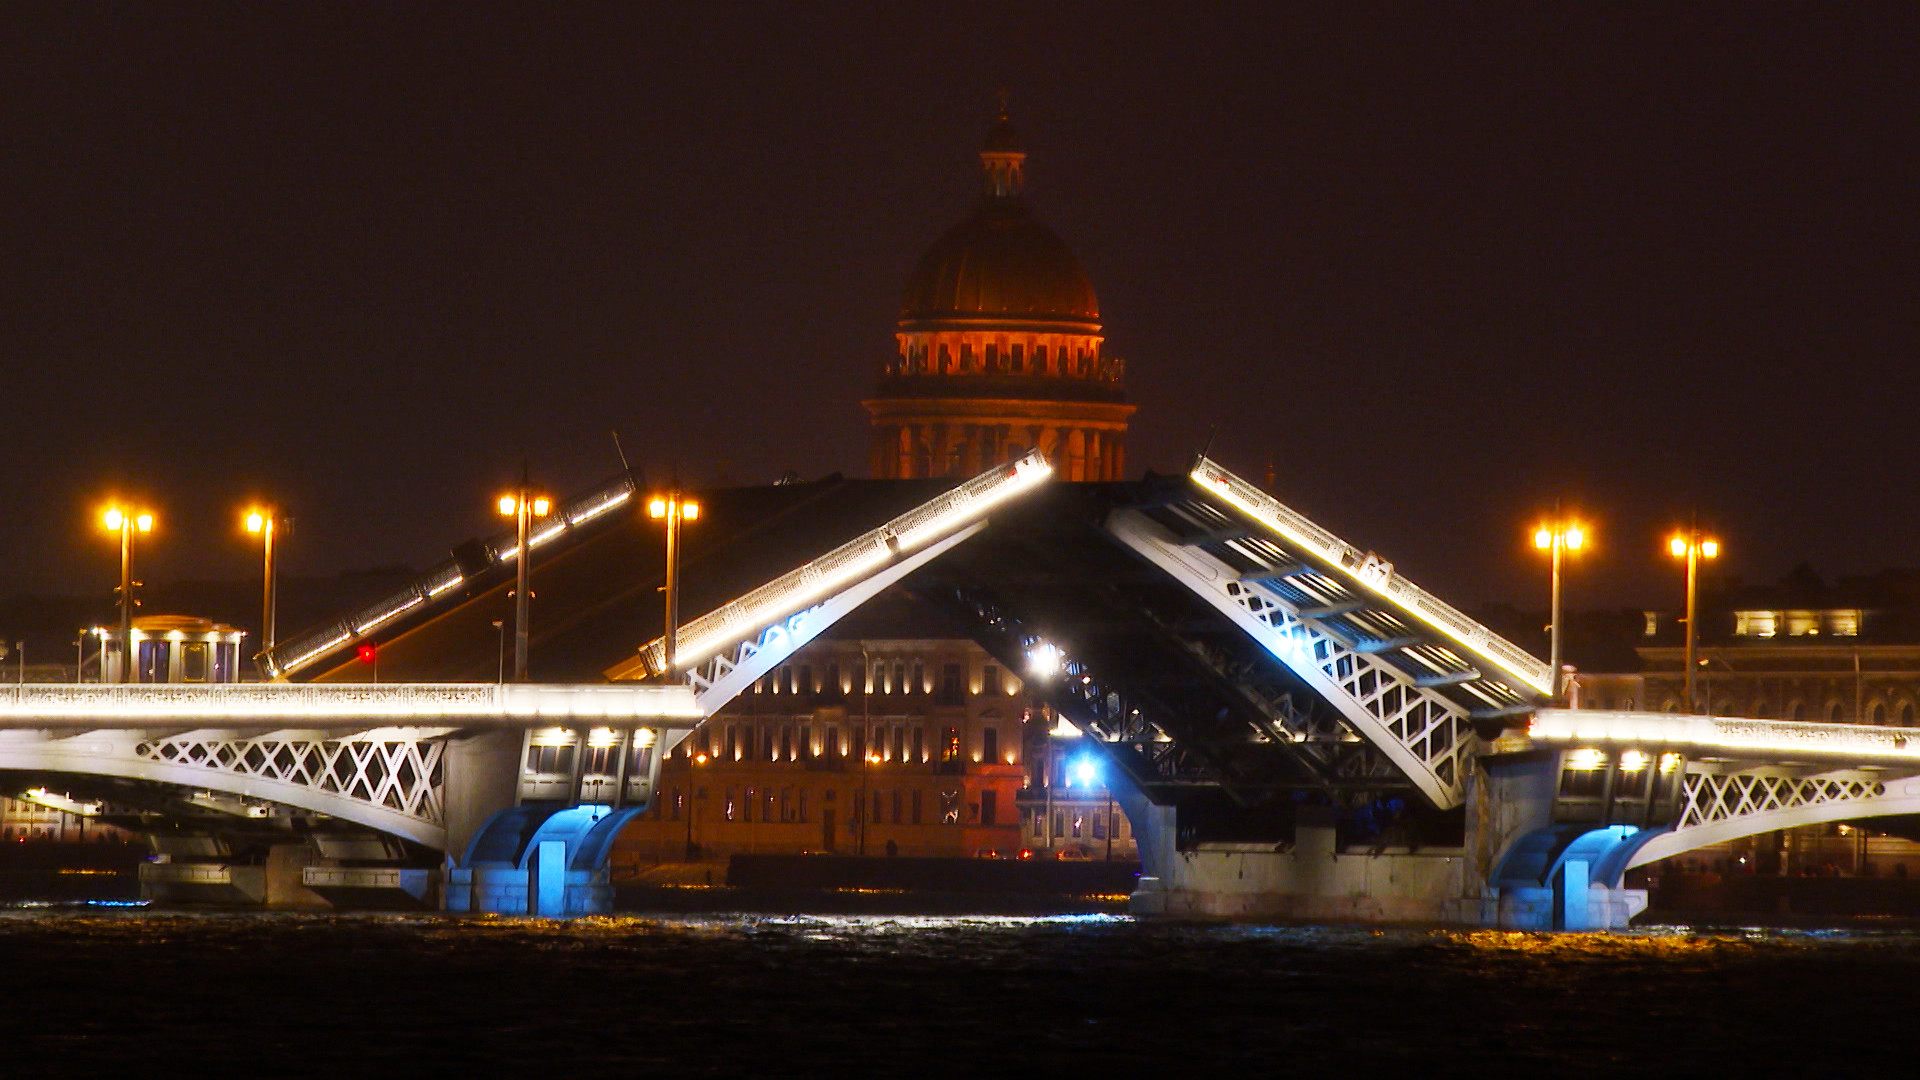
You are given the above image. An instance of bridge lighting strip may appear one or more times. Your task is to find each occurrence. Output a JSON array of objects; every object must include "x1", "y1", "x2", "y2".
[
  {"x1": 0, "y1": 683, "x2": 702, "y2": 725},
  {"x1": 279, "y1": 631, "x2": 353, "y2": 675},
  {"x1": 1530, "y1": 709, "x2": 1920, "y2": 762},
  {"x1": 354, "y1": 594, "x2": 425, "y2": 636},
  {"x1": 565, "y1": 486, "x2": 632, "y2": 527},
  {"x1": 21, "y1": 787, "x2": 101, "y2": 816},
  {"x1": 1189, "y1": 457, "x2": 1554, "y2": 696},
  {"x1": 498, "y1": 486, "x2": 634, "y2": 564},
  {"x1": 646, "y1": 452, "x2": 1054, "y2": 674}
]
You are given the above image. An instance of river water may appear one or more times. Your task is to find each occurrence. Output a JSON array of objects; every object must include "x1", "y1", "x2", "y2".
[{"x1": 0, "y1": 903, "x2": 1907, "y2": 1074}]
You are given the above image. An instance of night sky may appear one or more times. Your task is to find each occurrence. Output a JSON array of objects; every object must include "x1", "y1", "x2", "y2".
[{"x1": 4, "y1": 4, "x2": 1915, "y2": 619}]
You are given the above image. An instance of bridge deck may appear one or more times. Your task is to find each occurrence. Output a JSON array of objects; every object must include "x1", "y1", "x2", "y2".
[
  {"x1": 0, "y1": 683, "x2": 700, "y2": 730},
  {"x1": 1529, "y1": 708, "x2": 1920, "y2": 770}
]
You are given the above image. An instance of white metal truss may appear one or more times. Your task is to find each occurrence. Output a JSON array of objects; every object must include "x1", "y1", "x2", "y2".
[
  {"x1": 1108, "y1": 508, "x2": 1475, "y2": 808},
  {"x1": 1624, "y1": 764, "x2": 1920, "y2": 869},
  {"x1": 136, "y1": 731, "x2": 445, "y2": 824},
  {"x1": 1678, "y1": 767, "x2": 1883, "y2": 828},
  {"x1": 0, "y1": 728, "x2": 450, "y2": 848}
]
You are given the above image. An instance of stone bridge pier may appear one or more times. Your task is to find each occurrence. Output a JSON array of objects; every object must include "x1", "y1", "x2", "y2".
[{"x1": 1123, "y1": 749, "x2": 1651, "y2": 930}]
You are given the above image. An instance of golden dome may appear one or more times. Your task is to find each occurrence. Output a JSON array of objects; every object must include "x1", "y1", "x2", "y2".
[{"x1": 898, "y1": 115, "x2": 1099, "y2": 328}]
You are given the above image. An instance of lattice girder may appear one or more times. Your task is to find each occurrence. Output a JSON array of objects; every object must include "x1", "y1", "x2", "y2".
[
  {"x1": 0, "y1": 727, "x2": 449, "y2": 848},
  {"x1": 1107, "y1": 508, "x2": 1476, "y2": 809},
  {"x1": 1624, "y1": 764, "x2": 1920, "y2": 870}
]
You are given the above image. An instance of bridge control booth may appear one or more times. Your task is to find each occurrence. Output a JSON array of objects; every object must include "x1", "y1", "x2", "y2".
[
  {"x1": 90, "y1": 616, "x2": 248, "y2": 685},
  {"x1": 10, "y1": 457, "x2": 1920, "y2": 926}
]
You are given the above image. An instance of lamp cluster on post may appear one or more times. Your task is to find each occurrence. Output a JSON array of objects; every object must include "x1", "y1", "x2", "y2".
[
  {"x1": 101, "y1": 505, "x2": 155, "y2": 683},
  {"x1": 498, "y1": 486, "x2": 551, "y2": 683},
  {"x1": 1669, "y1": 527, "x2": 1721, "y2": 711},
  {"x1": 1532, "y1": 517, "x2": 1587, "y2": 702},
  {"x1": 647, "y1": 490, "x2": 699, "y2": 679}
]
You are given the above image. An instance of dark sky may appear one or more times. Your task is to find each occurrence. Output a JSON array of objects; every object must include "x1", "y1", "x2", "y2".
[{"x1": 4, "y1": 3, "x2": 1915, "y2": 617}]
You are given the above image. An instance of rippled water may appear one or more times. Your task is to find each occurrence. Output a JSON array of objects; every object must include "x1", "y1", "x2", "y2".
[{"x1": 1, "y1": 904, "x2": 1907, "y2": 1074}]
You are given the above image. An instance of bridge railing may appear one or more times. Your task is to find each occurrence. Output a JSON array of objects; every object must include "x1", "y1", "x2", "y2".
[
  {"x1": 0, "y1": 682, "x2": 701, "y2": 727},
  {"x1": 1530, "y1": 708, "x2": 1920, "y2": 766}
]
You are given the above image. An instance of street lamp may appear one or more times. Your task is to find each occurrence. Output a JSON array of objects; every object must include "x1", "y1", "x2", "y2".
[
  {"x1": 244, "y1": 507, "x2": 279, "y2": 656},
  {"x1": 1668, "y1": 528, "x2": 1720, "y2": 711},
  {"x1": 647, "y1": 491, "x2": 700, "y2": 678},
  {"x1": 498, "y1": 487, "x2": 551, "y2": 682},
  {"x1": 101, "y1": 505, "x2": 154, "y2": 683},
  {"x1": 687, "y1": 751, "x2": 708, "y2": 859},
  {"x1": 1532, "y1": 518, "x2": 1587, "y2": 701}
]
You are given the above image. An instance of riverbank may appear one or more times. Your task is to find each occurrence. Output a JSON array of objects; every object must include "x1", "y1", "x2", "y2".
[{"x1": 614, "y1": 854, "x2": 1140, "y2": 916}]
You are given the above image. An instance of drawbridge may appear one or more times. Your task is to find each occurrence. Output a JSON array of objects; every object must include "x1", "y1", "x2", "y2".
[{"x1": 9, "y1": 454, "x2": 1917, "y2": 925}]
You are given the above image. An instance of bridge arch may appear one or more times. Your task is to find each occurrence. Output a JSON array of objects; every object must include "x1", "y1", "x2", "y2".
[
  {"x1": 1622, "y1": 772, "x2": 1920, "y2": 879},
  {"x1": 0, "y1": 733, "x2": 445, "y2": 849},
  {"x1": 1496, "y1": 772, "x2": 1920, "y2": 891}
]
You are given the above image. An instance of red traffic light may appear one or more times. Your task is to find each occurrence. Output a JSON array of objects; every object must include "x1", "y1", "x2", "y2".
[{"x1": 355, "y1": 643, "x2": 377, "y2": 665}]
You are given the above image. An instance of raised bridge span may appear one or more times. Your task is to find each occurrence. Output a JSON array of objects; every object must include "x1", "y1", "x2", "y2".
[{"x1": 7, "y1": 455, "x2": 1915, "y2": 927}]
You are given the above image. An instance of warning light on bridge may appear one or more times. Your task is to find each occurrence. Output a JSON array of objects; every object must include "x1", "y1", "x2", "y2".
[{"x1": 355, "y1": 643, "x2": 377, "y2": 665}]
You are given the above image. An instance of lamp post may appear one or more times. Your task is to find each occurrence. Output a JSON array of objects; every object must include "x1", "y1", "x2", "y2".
[
  {"x1": 498, "y1": 486, "x2": 551, "y2": 682},
  {"x1": 244, "y1": 507, "x2": 278, "y2": 656},
  {"x1": 1668, "y1": 528, "x2": 1720, "y2": 712},
  {"x1": 647, "y1": 490, "x2": 699, "y2": 679},
  {"x1": 490, "y1": 620, "x2": 505, "y2": 684},
  {"x1": 102, "y1": 506, "x2": 154, "y2": 683},
  {"x1": 687, "y1": 752, "x2": 707, "y2": 859},
  {"x1": 1532, "y1": 517, "x2": 1586, "y2": 701}
]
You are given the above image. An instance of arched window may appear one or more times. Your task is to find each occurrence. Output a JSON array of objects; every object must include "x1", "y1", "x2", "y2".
[{"x1": 1898, "y1": 700, "x2": 1916, "y2": 728}]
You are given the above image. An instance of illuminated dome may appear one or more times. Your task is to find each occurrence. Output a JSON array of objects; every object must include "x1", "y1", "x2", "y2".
[
  {"x1": 901, "y1": 204, "x2": 1099, "y2": 325},
  {"x1": 899, "y1": 116, "x2": 1099, "y2": 328},
  {"x1": 866, "y1": 109, "x2": 1133, "y2": 483}
]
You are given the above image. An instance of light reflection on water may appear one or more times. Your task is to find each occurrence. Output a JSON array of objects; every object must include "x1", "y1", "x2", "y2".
[{"x1": 1, "y1": 906, "x2": 1911, "y2": 1073}]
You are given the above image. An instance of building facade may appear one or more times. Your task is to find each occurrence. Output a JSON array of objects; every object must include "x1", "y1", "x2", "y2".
[{"x1": 611, "y1": 612, "x2": 1137, "y2": 867}]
